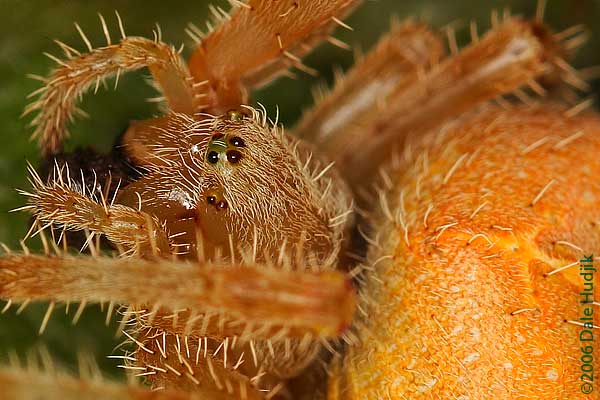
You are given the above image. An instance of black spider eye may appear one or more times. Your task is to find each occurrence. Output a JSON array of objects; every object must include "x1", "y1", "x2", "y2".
[
  {"x1": 230, "y1": 136, "x2": 245, "y2": 147},
  {"x1": 207, "y1": 151, "x2": 220, "y2": 164},
  {"x1": 217, "y1": 200, "x2": 228, "y2": 209},
  {"x1": 226, "y1": 150, "x2": 242, "y2": 164},
  {"x1": 206, "y1": 195, "x2": 217, "y2": 205}
]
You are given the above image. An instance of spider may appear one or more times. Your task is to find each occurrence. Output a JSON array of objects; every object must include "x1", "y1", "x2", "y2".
[{"x1": 0, "y1": 0, "x2": 599, "y2": 399}]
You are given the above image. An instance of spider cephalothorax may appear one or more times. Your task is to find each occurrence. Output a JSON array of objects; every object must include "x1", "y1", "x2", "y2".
[
  {"x1": 116, "y1": 107, "x2": 352, "y2": 263},
  {"x1": 1, "y1": 1, "x2": 599, "y2": 399}
]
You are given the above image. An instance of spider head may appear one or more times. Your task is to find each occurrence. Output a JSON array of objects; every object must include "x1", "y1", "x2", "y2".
[
  {"x1": 192, "y1": 106, "x2": 350, "y2": 263},
  {"x1": 118, "y1": 108, "x2": 352, "y2": 263}
]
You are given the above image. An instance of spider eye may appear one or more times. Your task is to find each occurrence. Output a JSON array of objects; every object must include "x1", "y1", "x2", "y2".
[
  {"x1": 227, "y1": 110, "x2": 245, "y2": 122},
  {"x1": 229, "y1": 136, "x2": 245, "y2": 147},
  {"x1": 207, "y1": 151, "x2": 220, "y2": 164},
  {"x1": 205, "y1": 189, "x2": 228, "y2": 211},
  {"x1": 226, "y1": 150, "x2": 242, "y2": 164}
]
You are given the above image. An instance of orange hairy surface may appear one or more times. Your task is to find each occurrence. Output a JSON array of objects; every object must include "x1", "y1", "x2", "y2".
[
  {"x1": 0, "y1": 367, "x2": 199, "y2": 400},
  {"x1": 337, "y1": 106, "x2": 600, "y2": 399}
]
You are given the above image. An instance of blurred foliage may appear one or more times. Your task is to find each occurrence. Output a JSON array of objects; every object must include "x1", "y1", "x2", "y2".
[{"x1": 0, "y1": 0, "x2": 598, "y2": 380}]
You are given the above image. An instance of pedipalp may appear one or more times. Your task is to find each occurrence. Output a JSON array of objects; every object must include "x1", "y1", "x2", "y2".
[{"x1": 26, "y1": 16, "x2": 200, "y2": 155}]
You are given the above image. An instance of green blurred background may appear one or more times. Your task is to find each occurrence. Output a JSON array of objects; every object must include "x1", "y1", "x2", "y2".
[{"x1": 0, "y1": 0, "x2": 598, "y2": 380}]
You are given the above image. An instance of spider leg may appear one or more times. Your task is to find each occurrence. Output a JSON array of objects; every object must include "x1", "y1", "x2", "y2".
[
  {"x1": 19, "y1": 163, "x2": 171, "y2": 256},
  {"x1": 187, "y1": 0, "x2": 360, "y2": 111},
  {"x1": 135, "y1": 307, "x2": 320, "y2": 341},
  {"x1": 0, "y1": 253, "x2": 354, "y2": 339},
  {"x1": 293, "y1": 19, "x2": 444, "y2": 154},
  {"x1": 133, "y1": 328, "x2": 269, "y2": 399},
  {"x1": 0, "y1": 366, "x2": 200, "y2": 400},
  {"x1": 297, "y1": 17, "x2": 577, "y2": 185},
  {"x1": 25, "y1": 31, "x2": 200, "y2": 155}
]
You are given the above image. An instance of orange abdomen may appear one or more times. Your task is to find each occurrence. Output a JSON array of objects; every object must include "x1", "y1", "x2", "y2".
[{"x1": 342, "y1": 105, "x2": 600, "y2": 399}]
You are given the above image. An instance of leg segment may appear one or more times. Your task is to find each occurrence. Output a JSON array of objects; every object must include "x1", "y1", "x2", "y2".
[
  {"x1": 20, "y1": 164, "x2": 171, "y2": 256},
  {"x1": 188, "y1": 0, "x2": 360, "y2": 111},
  {"x1": 134, "y1": 329, "x2": 267, "y2": 399},
  {"x1": 0, "y1": 367, "x2": 199, "y2": 400},
  {"x1": 293, "y1": 20, "x2": 444, "y2": 146},
  {"x1": 134, "y1": 307, "x2": 322, "y2": 341},
  {"x1": 299, "y1": 17, "x2": 577, "y2": 185},
  {"x1": 25, "y1": 33, "x2": 198, "y2": 155},
  {"x1": 0, "y1": 253, "x2": 355, "y2": 338}
]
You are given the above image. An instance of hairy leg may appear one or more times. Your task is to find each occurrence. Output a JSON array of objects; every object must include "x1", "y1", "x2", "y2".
[
  {"x1": 133, "y1": 329, "x2": 268, "y2": 399},
  {"x1": 25, "y1": 25, "x2": 199, "y2": 155},
  {"x1": 0, "y1": 367, "x2": 200, "y2": 400},
  {"x1": 187, "y1": 0, "x2": 360, "y2": 111},
  {"x1": 297, "y1": 16, "x2": 582, "y2": 186},
  {"x1": 294, "y1": 20, "x2": 444, "y2": 145},
  {"x1": 19, "y1": 164, "x2": 171, "y2": 256},
  {"x1": 0, "y1": 253, "x2": 354, "y2": 339}
]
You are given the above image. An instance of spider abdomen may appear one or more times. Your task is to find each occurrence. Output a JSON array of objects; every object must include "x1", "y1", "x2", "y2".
[{"x1": 342, "y1": 105, "x2": 600, "y2": 399}]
